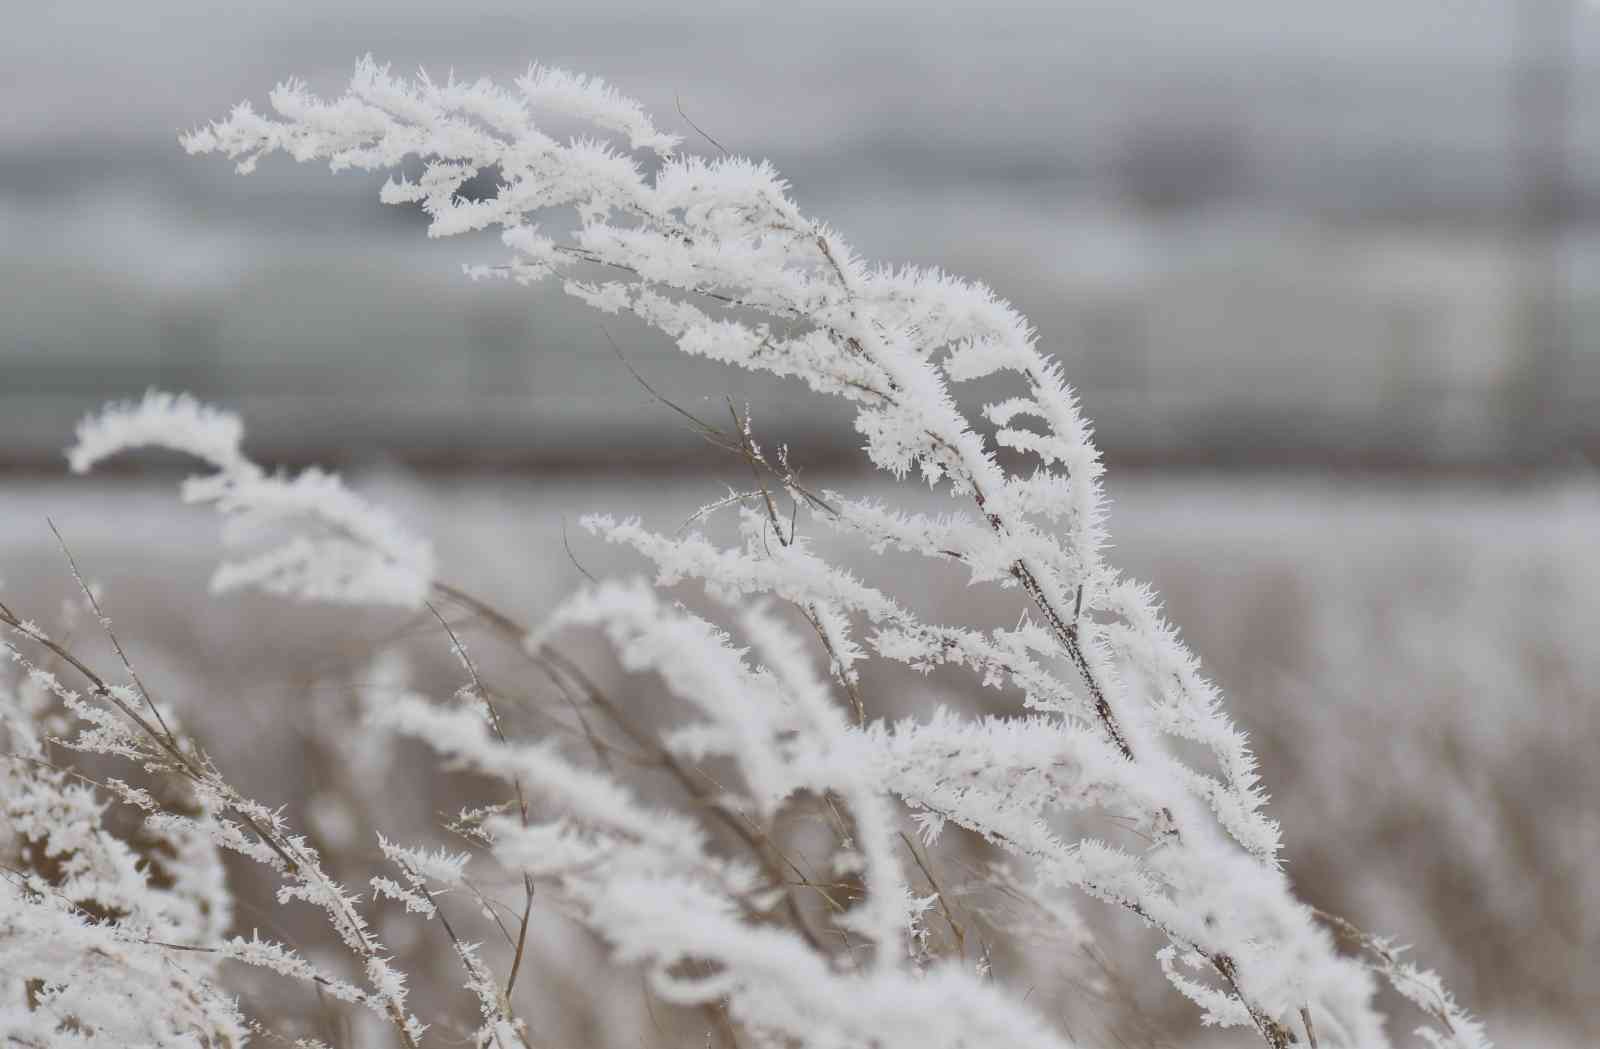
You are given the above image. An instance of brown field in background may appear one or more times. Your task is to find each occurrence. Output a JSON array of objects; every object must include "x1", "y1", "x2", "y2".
[{"x1": 3, "y1": 470, "x2": 1594, "y2": 1047}]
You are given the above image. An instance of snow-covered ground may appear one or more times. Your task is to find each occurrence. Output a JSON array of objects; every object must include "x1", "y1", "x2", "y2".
[{"x1": 3, "y1": 470, "x2": 1595, "y2": 1045}]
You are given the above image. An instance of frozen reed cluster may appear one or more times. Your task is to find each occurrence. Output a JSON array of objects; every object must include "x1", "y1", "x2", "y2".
[{"x1": 1, "y1": 58, "x2": 1488, "y2": 1049}]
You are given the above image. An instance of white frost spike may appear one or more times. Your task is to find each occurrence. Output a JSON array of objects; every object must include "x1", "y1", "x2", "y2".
[
  {"x1": 516, "y1": 64, "x2": 681, "y2": 156},
  {"x1": 66, "y1": 391, "x2": 434, "y2": 609},
  {"x1": 67, "y1": 389, "x2": 250, "y2": 476}
]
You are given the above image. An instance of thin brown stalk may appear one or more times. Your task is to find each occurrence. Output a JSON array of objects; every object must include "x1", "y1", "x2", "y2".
[
  {"x1": 48, "y1": 518, "x2": 178, "y2": 748},
  {"x1": 1300, "y1": 1005, "x2": 1320, "y2": 1049},
  {"x1": 898, "y1": 831, "x2": 966, "y2": 961},
  {"x1": 430, "y1": 583, "x2": 836, "y2": 956}
]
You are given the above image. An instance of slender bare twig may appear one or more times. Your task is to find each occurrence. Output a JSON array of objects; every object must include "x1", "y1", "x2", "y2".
[
  {"x1": 48, "y1": 518, "x2": 178, "y2": 747},
  {"x1": 899, "y1": 831, "x2": 966, "y2": 961},
  {"x1": 429, "y1": 581, "x2": 836, "y2": 957},
  {"x1": 1300, "y1": 1005, "x2": 1320, "y2": 1049},
  {"x1": 422, "y1": 602, "x2": 542, "y2": 1006},
  {"x1": 675, "y1": 94, "x2": 730, "y2": 156}
]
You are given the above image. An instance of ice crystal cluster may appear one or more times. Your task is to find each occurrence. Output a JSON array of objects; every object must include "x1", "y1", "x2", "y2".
[{"x1": 0, "y1": 58, "x2": 1489, "y2": 1049}]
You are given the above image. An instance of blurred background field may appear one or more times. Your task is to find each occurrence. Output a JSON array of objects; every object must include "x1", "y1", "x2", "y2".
[
  {"x1": 4, "y1": 0, "x2": 1600, "y2": 1045},
  {"x1": 7, "y1": 0, "x2": 1600, "y2": 469},
  {"x1": 3, "y1": 471, "x2": 1597, "y2": 1045}
]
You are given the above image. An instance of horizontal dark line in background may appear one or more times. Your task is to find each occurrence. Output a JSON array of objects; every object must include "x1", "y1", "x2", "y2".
[{"x1": 5, "y1": 391, "x2": 1597, "y2": 478}]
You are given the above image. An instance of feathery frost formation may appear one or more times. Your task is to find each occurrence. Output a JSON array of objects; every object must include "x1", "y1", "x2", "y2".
[
  {"x1": 2, "y1": 606, "x2": 424, "y2": 1046},
  {"x1": 68, "y1": 389, "x2": 435, "y2": 608},
  {"x1": 0, "y1": 663, "x2": 246, "y2": 1047},
  {"x1": 0, "y1": 57, "x2": 1488, "y2": 1048}
]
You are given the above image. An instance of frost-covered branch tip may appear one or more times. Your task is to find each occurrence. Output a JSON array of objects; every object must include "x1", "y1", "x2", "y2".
[{"x1": 67, "y1": 390, "x2": 434, "y2": 608}]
